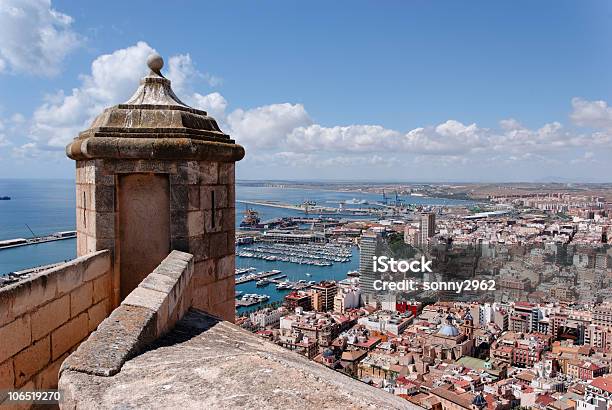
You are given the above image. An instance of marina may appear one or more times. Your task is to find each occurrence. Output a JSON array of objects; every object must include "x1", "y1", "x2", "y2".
[{"x1": 236, "y1": 242, "x2": 352, "y2": 266}]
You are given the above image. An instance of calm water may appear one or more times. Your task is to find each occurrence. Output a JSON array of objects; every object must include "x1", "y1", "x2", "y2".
[{"x1": 0, "y1": 180, "x2": 472, "y2": 293}]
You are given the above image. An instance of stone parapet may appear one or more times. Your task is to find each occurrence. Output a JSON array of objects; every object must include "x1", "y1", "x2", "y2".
[
  {"x1": 0, "y1": 250, "x2": 112, "y2": 405},
  {"x1": 59, "y1": 250, "x2": 194, "y2": 378}
]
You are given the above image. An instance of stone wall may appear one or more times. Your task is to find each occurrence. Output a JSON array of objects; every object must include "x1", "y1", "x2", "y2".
[
  {"x1": 59, "y1": 250, "x2": 194, "y2": 380},
  {"x1": 76, "y1": 158, "x2": 236, "y2": 321},
  {"x1": 0, "y1": 250, "x2": 112, "y2": 403}
]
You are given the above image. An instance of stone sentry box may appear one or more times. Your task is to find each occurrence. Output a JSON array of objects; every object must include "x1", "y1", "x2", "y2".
[{"x1": 65, "y1": 54, "x2": 244, "y2": 322}]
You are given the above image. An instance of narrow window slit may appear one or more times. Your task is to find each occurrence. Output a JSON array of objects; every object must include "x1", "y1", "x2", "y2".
[
  {"x1": 211, "y1": 190, "x2": 216, "y2": 228},
  {"x1": 83, "y1": 191, "x2": 87, "y2": 227}
]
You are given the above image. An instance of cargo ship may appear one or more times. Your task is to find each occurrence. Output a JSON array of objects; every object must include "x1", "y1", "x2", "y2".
[
  {"x1": 0, "y1": 196, "x2": 10, "y2": 200},
  {"x1": 240, "y1": 208, "x2": 261, "y2": 228}
]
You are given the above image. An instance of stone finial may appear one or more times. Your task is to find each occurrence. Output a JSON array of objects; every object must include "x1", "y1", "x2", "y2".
[{"x1": 147, "y1": 53, "x2": 164, "y2": 76}]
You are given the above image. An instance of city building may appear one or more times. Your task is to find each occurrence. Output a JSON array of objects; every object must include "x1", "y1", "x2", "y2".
[
  {"x1": 311, "y1": 281, "x2": 338, "y2": 312},
  {"x1": 359, "y1": 232, "x2": 380, "y2": 307},
  {"x1": 419, "y1": 212, "x2": 436, "y2": 247}
]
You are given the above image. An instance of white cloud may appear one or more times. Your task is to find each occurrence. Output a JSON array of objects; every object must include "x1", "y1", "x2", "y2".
[
  {"x1": 166, "y1": 54, "x2": 222, "y2": 93},
  {"x1": 12, "y1": 142, "x2": 38, "y2": 158},
  {"x1": 28, "y1": 41, "x2": 231, "y2": 149},
  {"x1": 10, "y1": 39, "x2": 612, "y2": 178},
  {"x1": 0, "y1": 0, "x2": 82, "y2": 76},
  {"x1": 31, "y1": 41, "x2": 156, "y2": 147},
  {"x1": 227, "y1": 103, "x2": 312, "y2": 149},
  {"x1": 499, "y1": 118, "x2": 522, "y2": 131},
  {"x1": 570, "y1": 97, "x2": 612, "y2": 130},
  {"x1": 287, "y1": 124, "x2": 399, "y2": 153},
  {"x1": 192, "y1": 92, "x2": 228, "y2": 119}
]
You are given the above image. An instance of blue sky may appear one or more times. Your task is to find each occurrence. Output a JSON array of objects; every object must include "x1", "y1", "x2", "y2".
[{"x1": 0, "y1": 0, "x2": 611, "y2": 181}]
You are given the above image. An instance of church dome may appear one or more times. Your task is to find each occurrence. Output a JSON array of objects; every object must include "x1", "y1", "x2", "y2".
[
  {"x1": 472, "y1": 392, "x2": 487, "y2": 408},
  {"x1": 438, "y1": 324, "x2": 460, "y2": 337}
]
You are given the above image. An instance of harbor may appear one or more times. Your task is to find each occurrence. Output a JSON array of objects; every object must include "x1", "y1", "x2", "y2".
[
  {"x1": 235, "y1": 245, "x2": 360, "y2": 314},
  {"x1": 0, "y1": 182, "x2": 472, "y2": 277},
  {"x1": 0, "y1": 230, "x2": 77, "y2": 250}
]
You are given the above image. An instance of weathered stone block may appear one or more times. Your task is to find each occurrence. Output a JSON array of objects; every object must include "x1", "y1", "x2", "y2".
[
  {"x1": 222, "y1": 208, "x2": 235, "y2": 231},
  {"x1": 204, "y1": 210, "x2": 223, "y2": 233},
  {"x1": 87, "y1": 299, "x2": 109, "y2": 332},
  {"x1": 208, "y1": 278, "x2": 232, "y2": 307},
  {"x1": 31, "y1": 295, "x2": 70, "y2": 341},
  {"x1": 77, "y1": 233, "x2": 86, "y2": 255},
  {"x1": 227, "y1": 185, "x2": 235, "y2": 205},
  {"x1": 209, "y1": 231, "x2": 228, "y2": 258},
  {"x1": 51, "y1": 313, "x2": 88, "y2": 361},
  {"x1": 60, "y1": 305, "x2": 157, "y2": 377},
  {"x1": 170, "y1": 236, "x2": 189, "y2": 252},
  {"x1": 187, "y1": 210, "x2": 205, "y2": 236},
  {"x1": 0, "y1": 358, "x2": 14, "y2": 391},
  {"x1": 82, "y1": 250, "x2": 111, "y2": 282},
  {"x1": 187, "y1": 185, "x2": 200, "y2": 210},
  {"x1": 170, "y1": 183, "x2": 188, "y2": 211},
  {"x1": 13, "y1": 335, "x2": 50, "y2": 387},
  {"x1": 209, "y1": 299, "x2": 235, "y2": 323},
  {"x1": 199, "y1": 161, "x2": 218, "y2": 185},
  {"x1": 226, "y1": 231, "x2": 236, "y2": 256},
  {"x1": 56, "y1": 262, "x2": 84, "y2": 295},
  {"x1": 70, "y1": 282, "x2": 94, "y2": 317},
  {"x1": 169, "y1": 163, "x2": 188, "y2": 185},
  {"x1": 94, "y1": 211, "x2": 115, "y2": 240},
  {"x1": 216, "y1": 255, "x2": 235, "y2": 281},
  {"x1": 170, "y1": 210, "x2": 188, "y2": 238},
  {"x1": 9, "y1": 274, "x2": 58, "y2": 322},
  {"x1": 34, "y1": 352, "x2": 67, "y2": 390},
  {"x1": 139, "y1": 273, "x2": 176, "y2": 295},
  {"x1": 122, "y1": 287, "x2": 169, "y2": 335},
  {"x1": 200, "y1": 185, "x2": 227, "y2": 210},
  {"x1": 193, "y1": 259, "x2": 216, "y2": 287},
  {"x1": 218, "y1": 163, "x2": 235, "y2": 185},
  {"x1": 185, "y1": 161, "x2": 200, "y2": 185},
  {"x1": 92, "y1": 273, "x2": 111, "y2": 303},
  {"x1": 76, "y1": 183, "x2": 91, "y2": 210},
  {"x1": 191, "y1": 284, "x2": 210, "y2": 312},
  {"x1": 0, "y1": 315, "x2": 31, "y2": 364},
  {"x1": 92, "y1": 185, "x2": 115, "y2": 212},
  {"x1": 188, "y1": 235, "x2": 209, "y2": 262}
]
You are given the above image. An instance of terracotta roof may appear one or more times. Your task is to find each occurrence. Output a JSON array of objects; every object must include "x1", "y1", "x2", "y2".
[{"x1": 591, "y1": 376, "x2": 612, "y2": 393}]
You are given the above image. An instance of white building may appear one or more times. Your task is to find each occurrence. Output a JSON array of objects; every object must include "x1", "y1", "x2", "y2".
[{"x1": 250, "y1": 307, "x2": 285, "y2": 328}]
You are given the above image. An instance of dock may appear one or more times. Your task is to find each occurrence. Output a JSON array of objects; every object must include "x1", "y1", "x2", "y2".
[
  {"x1": 0, "y1": 231, "x2": 77, "y2": 250},
  {"x1": 235, "y1": 270, "x2": 283, "y2": 285},
  {"x1": 235, "y1": 299, "x2": 263, "y2": 307}
]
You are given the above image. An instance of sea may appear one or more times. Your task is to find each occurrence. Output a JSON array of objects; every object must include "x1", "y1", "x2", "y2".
[{"x1": 0, "y1": 179, "x2": 473, "y2": 314}]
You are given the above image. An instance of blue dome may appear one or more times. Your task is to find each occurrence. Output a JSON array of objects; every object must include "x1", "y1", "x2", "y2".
[
  {"x1": 438, "y1": 324, "x2": 460, "y2": 337},
  {"x1": 473, "y1": 393, "x2": 487, "y2": 408}
]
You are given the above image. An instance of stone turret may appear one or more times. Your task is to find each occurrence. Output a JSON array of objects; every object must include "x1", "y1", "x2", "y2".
[{"x1": 66, "y1": 54, "x2": 244, "y2": 321}]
